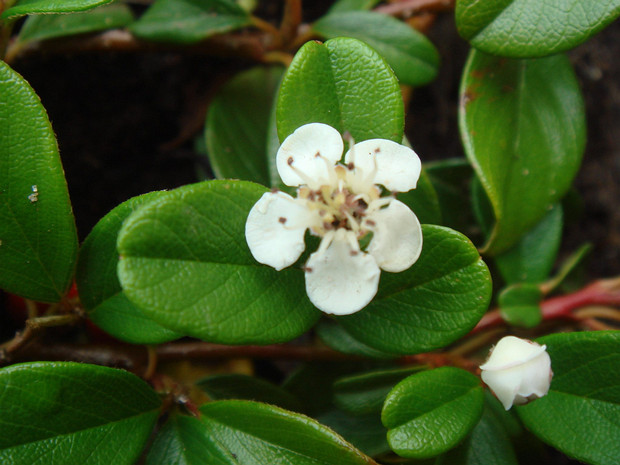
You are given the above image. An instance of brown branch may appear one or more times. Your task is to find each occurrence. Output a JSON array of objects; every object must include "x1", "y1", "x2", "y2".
[{"x1": 375, "y1": 0, "x2": 455, "y2": 16}]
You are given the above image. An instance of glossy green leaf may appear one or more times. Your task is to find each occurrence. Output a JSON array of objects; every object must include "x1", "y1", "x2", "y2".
[
  {"x1": 494, "y1": 205, "x2": 563, "y2": 284},
  {"x1": 334, "y1": 366, "x2": 426, "y2": 414},
  {"x1": 0, "y1": 362, "x2": 161, "y2": 464},
  {"x1": 383, "y1": 367, "x2": 484, "y2": 459},
  {"x1": 16, "y1": 4, "x2": 134, "y2": 45},
  {"x1": 517, "y1": 331, "x2": 620, "y2": 465},
  {"x1": 0, "y1": 61, "x2": 78, "y2": 302},
  {"x1": 436, "y1": 407, "x2": 518, "y2": 465},
  {"x1": 197, "y1": 373, "x2": 302, "y2": 412},
  {"x1": 456, "y1": 0, "x2": 620, "y2": 58},
  {"x1": 146, "y1": 414, "x2": 238, "y2": 465},
  {"x1": 459, "y1": 50, "x2": 585, "y2": 255},
  {"x1": 117, "y1": 180, "x2": 320, "y2": 344},
  {"x1": 316, "y1": 319, "x2": 396, "y2": 359},
  {"x1": 338, "y1": 225, "x2": 492, "y2": 354},
  {"x1": 498, "y1": 283, "x2": 542, "y2": 328},
  {"x1": 130, "y1": 0, "x2": 251, "y2": 44},
  {"x1": 397, "y1": 168, "x2": 442, "y2": 225},
  {"x1": 76, "y1": 192, "x2": 183, "y2": 344},
  {"x1": 277, "y1": 37, "x2": 404, "y2": 143},
  {"x1": 317, "y1": 409, "x2": 390, "y2": 457},
  {"x1": 2, "y1": 0, "x2": 113, "y2": 18},
  {"x1": 201, "y1": 400, "x2": 378, "y2": 464},
  {"x1": 205, "y1": 66, "x2": 284, "y2": 186},
  {"x1": 313, "y1": 11, "x2": 439, "y2": 86},
  {"x1": 327, "y1": 0, "x2": 380, "y2": 13},
  {"x1": 542, "y1": 243, "x2": 592, "y2": 294}
]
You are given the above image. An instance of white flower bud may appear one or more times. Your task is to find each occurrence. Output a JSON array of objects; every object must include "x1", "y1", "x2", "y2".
[{"x1": 480, "y1": 336, "x2": 552, "y2": 410}]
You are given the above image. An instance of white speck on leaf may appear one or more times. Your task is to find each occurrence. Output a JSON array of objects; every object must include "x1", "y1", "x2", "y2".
[{"x1": 28, "y1": 185, "x2": 39, "y2": 203}]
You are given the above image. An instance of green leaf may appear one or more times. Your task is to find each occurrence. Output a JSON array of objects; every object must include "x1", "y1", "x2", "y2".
[
  {"x1": 317, "y1": 409, "x2": 390, "y2": 457},
  {"x1": 76, "y1": 192, "x2": 183, "y2": 344},
  {"x1": 498, "y1": 283, "x2": 542, "y2": 328},
  {"x1": 205, "y1": 66, "x2": 284, "y2": 186},
  {"x1": 517, "y1": 331, "x2": 620, "y2": 465},
  {"x1": 494, "y1": 205, "x2": 563, "y2": 284},
  {"x1": 338, "y1": 225, "x2": 492, "y2": 354},
  {"x1": 146, "y1": 414, "x2": 238, "y2": 465},
  {"x1": 542, "y1": 243, "x2": 592, "y2": 294},
  {"x1": 397, "y1": 168, "x2": 442, "y2": 225},
  {"x1": 459, "y1": 50, "x2": 585, "y2": 255},
  {"x1": 334, "y1": 366, "x2": 426, "y2": 414},
  {"x1": 313, "y1": 11, "x2": 439, "y2": 86},
  {"x1": 117, "y1": 180, "x2": 320, "y2": 344},
  {"x1": 382, "y1": 367, "x2": 484, "y2": 459},
  {"x1": 316, "y1": 319, "x2": 396, "y2": 359},
  {"x1": 0, "y1": 362, "x2": 161, "y2": 464},
  {"x1": 436, "y1": 406, "x2": 518, "y2": 465},
  {"x1": 130, "y1": 0, "x2": 251, "y2": 44},
  {"x1": 277, "y1": 37, "x2": 404, "y2": 143},
  {"x1": 327, "y1": 0, "x2": 380, "y2": 13},
  {"x1": 2, "y1": 0, "x2": 113, "y2": 18},
  {"x1": 201, "y1": 400, "x2": 378, "y2": 464},
  {"x1": 455, "y1": 0, "x2": 620, "y2": 58},
  {"x1": 197, "y1": 373, "x2": 302, "y2": 412},
  {"x1": 0, "y1": 61, "x2": 78, "y2": 302},
  {"x1": 16, "y1": 4, "x2": 134, "y2": 45}
]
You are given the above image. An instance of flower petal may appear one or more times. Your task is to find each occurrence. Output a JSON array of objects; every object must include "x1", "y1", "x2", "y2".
[
  {"x1": 276, "y1": 123, "x2": 344, "y2": 188},
  {"x1": 366, "y1": 199, "x2": 422, "y2": 272},
  {"x1": 344, "y1": 139, "x2": 421, "y2": 192},
  {"x1": 480, "y1": 336, "x2": 547, "y2": 371},
  {"x1": 245, "y1": 192, "x2": 315, "y2": 270},
  {"x1": 305, "y1": 230, "x2": 380, "y2": 315}
]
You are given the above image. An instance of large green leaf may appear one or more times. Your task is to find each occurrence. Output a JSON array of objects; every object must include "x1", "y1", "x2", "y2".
[
  {"x1": 382, "y1": 367, "x2": 484, "y2": 459},
  {"x1": 517, "y1": 331, "x2": 620, "y2": 465},
  {"x1": 397, "y1": 167, "x2": 442, "y2": 225},
  {"x1": 16, "y1": 4, "x2": 134, "y2": 45},
  {"x1": 2, "y1": 0, "x2": 113, "y2": 19},
  {"x1": 0, "y1": 61, "x2": 78, "y2": 302},
  {"x1": 277, "y1": 37, "x2": 404, "y2": 143},
  {"x1": 456, "y1": 0, "x2": 620, "y2": 58},
  {"x1": 313, "y1": 11, "x2": 439, "y2": 86},
  {"x1": 338, "y1": 225, "x2": 492, "y2": 354},
  {"x1": 205, "y1": 66, "x2": 284, "y2": 186},
  {"x1": 129, "y1": 0, "x2": 251, "y2": 44},
  {"x1": 117, "y1": 180, "x2": 320, "y2": 344},
  {"x1": 0, "y1": 362, "x2": 161, "y2": 464},
  {"x1": 459, "y1": 50, "x2": 585, "y2": 255},
  {"x1": 76, "y1": 192, "x2": 183, "y2": 344},
  {"x1": 316, "y1": 320, "x2": 396, "y2": 359},
  {"x1": 317, "y1": 409, "x2": 390, "y2": 457},
  {"x1": 146, "y1": 414, "x2": 238, "y2": 465},
  {"x1": 201, "y1": 400, "x2": 378, "y2": 464}
]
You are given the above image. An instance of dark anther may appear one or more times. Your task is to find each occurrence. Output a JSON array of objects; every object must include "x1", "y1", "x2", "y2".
[
  {"x1": 374, "y1": 147, "x2": 381, "y2": 153},
  {"x1": 303, "y1": 266, "x2": 313, "y2": 273},
  {"x1": 366, "y1": 219, "x2": 376, "y2": 226},
  {"x1": 287, "y1": 157, "x2": 294, "y2": 165},
  {"x1": 278, "y1": 217, "x2": 287, "y2": 224},
  {"x1": 347, "y1": 162, "x2": 355, "y2": 170},
  {"x1": 270, "y1": 187, "x2": 280, "y2": 193},
  {"x1": 357, "y1": 199, "x2": 368, "y2": 209},
  {"x1": 350, "y1": 250, "x2": 359, "y2": 256},
  {"x1": 315, "y1": 151, "x2": 321, "y2": 158}
]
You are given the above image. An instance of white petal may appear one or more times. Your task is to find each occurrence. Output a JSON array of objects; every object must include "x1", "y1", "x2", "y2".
[
  {"x1": 344, "y1": 139, "x2": 421, "y2": 192},
  {"x1": 305, "y1": 230, "x2": 380, "y2": 315},
  {"x1": 276, "y1": 123, "x2": 343, "y2": 188},
  {"x1": 245, "y1": 192, "x2": 314, "y2": 270},
  {"x1": 480, "y1": 336, "x2": 547, "y2": 371},
  {"x1": 366, "y1": 199, "x2": 422, "y2": 272}
]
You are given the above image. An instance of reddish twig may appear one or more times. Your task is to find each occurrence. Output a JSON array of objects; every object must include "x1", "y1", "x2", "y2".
[{"x1": 375, "y1": 0, "x2": 455, "y2": 16}]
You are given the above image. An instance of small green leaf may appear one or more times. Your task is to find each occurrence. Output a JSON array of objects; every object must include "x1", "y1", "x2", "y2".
[
  {"x1": 397, "y1": 168, "x2": 442, "y2": 225},
  {"x1": 2, "y1": 0, "x2": 113, "y2": 18},
  {"x1": 436, "y1": 406, "x2": 518, "y2": 465},
  {"x1": 146, "y1": 414, "x2": 238, "y2": 465},
  {"x1": 456, "y1": 0, "x2": 620, "y2": 58},
  {"x1": 382, "y1": 367, "x2": 484, "y2": 459},
  {"x1": 494, "y1": 205, "x2": 563, "y2": 284},
  {"x1": 313, "y1": 11, "x2": 439, "y2": 86},
  {"x1": 197, "y1": 374, "x2": 302, "y2": 412},
  {"x1": 317, "y1": 409, "x2": 390, "y2": 457},
  {"x1": 517, "y1": 331, "x2": 620, "y2": 465},
  {"x1": 130, "y1": 0, "x2": 251, "y2": 44},
  {"x1": 338, "y1": 225, "x2": 492, "y2": 354},
  {"x1": 76, "y1": 192, "x2": 183, "y2": 344},
  {"x1": 117, "y1": 180, "x2": 320, "y2": 344},
  {"x1": 0, "y1": 362, "x2": 161, "y2": 464},
  {"x1": 459, "y1": 50, "x2": 585, "y2": 255},
  {"x1": 0, "y1": 61, "x2": 78, "y2": 302},
  {"x1": 316, "y1": 319, "x2": 396, "y2": 359},
  {"x1": 327, "y1": 0, "x2": 380, "y2": 13},
  {"x1": 205, "y1": 66, "x2": 284, "y2": 186},
  {"x1": 201, "y1": 400, "x2": 378, "y2": 464},
  {"x1": 16, "y1": 4, "x2": 134, "y2": 45},
  {"x1": 277, "y1": 37, "x2": 404, "y2": 143},
  {"x1": 542, "y1": 243, "x2": 592, "y2": 294},
  {"x1": 498, "y1": 283, "x2": 542, "y2": 328},
  {"x1": 334, "y1": 366, "x2": 426, "y2": 414}
]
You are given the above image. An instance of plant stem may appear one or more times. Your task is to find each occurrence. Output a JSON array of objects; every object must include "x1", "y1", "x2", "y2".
[{"x1": 374, "y1": 0, "x2": 455, "y2": 16}]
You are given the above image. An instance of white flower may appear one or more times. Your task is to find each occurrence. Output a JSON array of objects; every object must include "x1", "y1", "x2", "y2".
[
  {"x1": 480, "y1": 336, "x2": 553, "y2": 410},
  {"x1": 245, "y1": 122, "x2": 423, "y2": 315}
]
